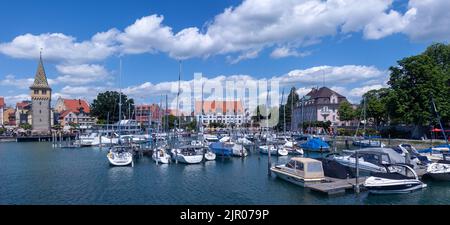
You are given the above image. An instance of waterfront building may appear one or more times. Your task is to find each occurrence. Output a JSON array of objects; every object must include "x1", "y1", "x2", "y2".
[
  {"x1": 3, "y1": 107, "x2": 16, "y2": 126},
  {"x1": 54, "y1": 97, "x2": 96, "y2": 130},
  {"x1": 135, "y1": 104, "x2": 163, "y2": 126},
  {"x1": 55, "y1": 97, "x2": 90, "y2": 114},
  {"x1": 30, "y1": 54, "x2": 52, "y2": 134},
  {"x1": 195, "y1": 100, "x2": 246, "y2": 127},
  {"x1": 292, "y1": 87, "x2": 356, "y2": 131},
  {"x1": 0, "y1": 97, "x2": 4, "y2": 126},
  {"x1": 15, "y1": 101, "x2": 32, "y2": 126},
  {"x1": 59, "y1": 109, "x2": 96, "y2": 130}
]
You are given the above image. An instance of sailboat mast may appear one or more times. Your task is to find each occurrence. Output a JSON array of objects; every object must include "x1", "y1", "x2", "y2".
[
  {"x1": 118, "y1": 58, "x2": 122, "y2": 139},
  {"x1": 176, "y1": 60, "x2": 182, "y2": 131},
  {"x1": 281, "y1": 88, "x2": 285, "y2": 134},
  {"x1": 266, "y1": 82, "x2": 270, "y2": 134},
  {"x1": 363, "y1": 96, "x2": 367, "y2": 137},
  {"x1": 291, "y1": 88, "x2": 294, "y2": 132}
]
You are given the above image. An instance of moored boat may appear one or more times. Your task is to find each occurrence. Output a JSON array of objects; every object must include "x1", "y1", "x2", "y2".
[
  {"x1": 171, "y1": 146, "x2": 204, "y2": 164},
  {"x1": 364, "y1": 164, "x2": 427, "y2": 194},
  {"x1": 271, "y1": 157, "x2": 326, "y2": 187},
  {"x1": 152, "y1": 147, "x2": 171, "y2": 164},
  {"x1": 426, "y1": 154, "x2": 450, "y2": 181},
  {"x1": 107, "y1": 146, "x2": 133, "y2": 166}
]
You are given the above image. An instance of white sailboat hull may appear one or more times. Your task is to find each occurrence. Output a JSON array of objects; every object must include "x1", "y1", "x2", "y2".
[{"x1": 107, "y1": 152, "x2": 133, "y2": 166}]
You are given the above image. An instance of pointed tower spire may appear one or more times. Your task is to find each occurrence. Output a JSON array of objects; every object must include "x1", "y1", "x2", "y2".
[{"x1": 30, "y1": 49, "x2": 51, "y2": 89}]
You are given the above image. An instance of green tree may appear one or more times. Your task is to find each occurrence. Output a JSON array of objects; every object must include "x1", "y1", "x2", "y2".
[
  {"x1": 19, "y1": 123, "x2": 32, "y2": 130},
  {"x1": 361, "y1": 88, "x2": 390, "y2": 127},
  {"x1": 388, "y1": 54, "x2": 449, "y2": 126},
  {"x1": 90, "y1": 91, "x2": 135, "y2": 123},
  {"x1": 337, "y1": 101, "x2": 356, "y2": 123},
  {"x1": 277, "y1": 87, "x2": 300, "y2": 131},
  {"x1": 185, "y1": 119, "x2": 198, "y2": 131},
  {"x1": 162, "y1": 115, "x2": 177, "y2": 130}
]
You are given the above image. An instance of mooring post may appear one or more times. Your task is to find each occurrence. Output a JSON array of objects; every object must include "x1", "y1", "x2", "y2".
[
  {"x1": 99, "y1": 133, "x2": 102, "y2": 150},
  {"x1": 345, "y1": 139, "x2": 349, "y2": 150},
  {"x1": 355, "y1": 149, "x2": 360, "y2": 194},
  {"x1": 59, "y1": 132, "x2": 62, "y2": 148},
  {"x1": 268, "y1": 144, "x2": 272, "y2": 177}
]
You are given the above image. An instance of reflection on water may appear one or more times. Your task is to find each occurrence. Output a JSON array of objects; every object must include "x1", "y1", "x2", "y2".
[
  {"x1": 0, "y1": 142, "x2": 450, "y2": 205},
  {"x1": 108, "y1": 166, "x2": 134, "y2": 181}
]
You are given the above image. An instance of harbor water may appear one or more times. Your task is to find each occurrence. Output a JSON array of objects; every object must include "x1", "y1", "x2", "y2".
[{"x1": 1, "y1": 142, "x2": 450, "y2": 205}]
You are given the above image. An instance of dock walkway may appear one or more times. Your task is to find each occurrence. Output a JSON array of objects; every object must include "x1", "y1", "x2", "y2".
[{"x1": 305, "y1": 177, "x2": 368, "y2": 196}]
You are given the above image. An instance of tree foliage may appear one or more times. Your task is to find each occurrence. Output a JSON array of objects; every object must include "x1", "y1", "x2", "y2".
[
  {"x1": 337, "y1": 101, "x2": 356, "y2": 122},
  {"x1": 360, "y1": 88, "x2": 391, "y2": 126},
  {"x1": 387, "y1": 45, "x2": 449, "y2": 126},
  {"x1": 277, "y1": 87, "x2": 300, "y2": 131},
  {"x1": 90, "y1": 91, "x2": 135, "y2": 123}
]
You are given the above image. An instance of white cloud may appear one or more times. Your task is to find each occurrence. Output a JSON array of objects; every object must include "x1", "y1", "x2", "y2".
[
  {"x1": 277, "y1": 65, "x2": 388, "y2": 86},
  {"x1": 401, "y1": 0, "x2": 450, "y2": 41},
  {"x1": 0, "y1": 0, "x2": 448, "y2": 64},
  {"x1": 227, "y1": 49, "x2": 261, "y2": 64},
  {"x1": 55, "y1": 64, "x2": 110, "y2": 85},
  {"x1": 0, "y1": 75, "x2": 34, "y2": 89},
  {"x1": 349, "y1": 84, "x2": 386, "y2": 97},
  {"x1": 0, "y1": 31, "x2": 118, "y2": 63},
  {"x1": 0, "y1": 74, "x2": 57, "y2": 89},
  {"x1": 3, "y1": 94, "x2": 30, "y2": 104},
  {"x1": 270, "y1": 47, "x2": 311, "y2": 59}
]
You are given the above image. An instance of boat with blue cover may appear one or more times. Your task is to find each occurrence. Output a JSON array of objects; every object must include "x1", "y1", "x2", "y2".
[
  {"x1": 209, "y1": 142, "x2": 233, "y2": 157},
  {"x1": 300, "y1": 137, "x2": 330, "y2": 152}
]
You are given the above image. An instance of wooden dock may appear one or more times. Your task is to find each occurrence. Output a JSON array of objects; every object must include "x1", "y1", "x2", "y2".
[{"x1": 305, "y1": 177, "x2": 368, "y2": 196}]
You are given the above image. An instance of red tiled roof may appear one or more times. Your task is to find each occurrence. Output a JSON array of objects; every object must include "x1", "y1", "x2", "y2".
[
  {"x1": 0, "y1": 97, "x2": 4, "y2": 108},
  {"x1": 63, "y1": 99, "x2": 90, "y2": 113},
  {"x1": 59, "y1": 110, "x2": 72, "y2": 119},
  {"x1": 16, "y1": 101, "x2": 31, "y2": 109}
]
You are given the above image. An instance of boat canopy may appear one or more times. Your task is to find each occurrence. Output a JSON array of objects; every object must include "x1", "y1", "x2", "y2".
[
  {"x1": 355, "y1": 148, "x2": 405, "y2": 164},
  {"x1": 289, "y1": 157, "x2": 325, "y2": 179},
  {"x1": 301, "y1": 138, "x2": 330, "y2": 150}
]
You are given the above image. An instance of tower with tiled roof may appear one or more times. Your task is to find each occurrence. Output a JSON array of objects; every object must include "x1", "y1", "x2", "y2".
[{"x1": 30, "y1": 52, "x2": 52, "y2": 134}]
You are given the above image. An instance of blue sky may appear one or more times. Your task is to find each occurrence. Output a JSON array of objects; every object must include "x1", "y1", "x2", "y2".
[{"x1": 0, "y1": 0, "x2": 448, "y2": 109}]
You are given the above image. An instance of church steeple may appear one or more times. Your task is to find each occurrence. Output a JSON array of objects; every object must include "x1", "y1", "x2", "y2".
[{"x1": 30, "y1": 50, "x2": 51, "y2": 90}]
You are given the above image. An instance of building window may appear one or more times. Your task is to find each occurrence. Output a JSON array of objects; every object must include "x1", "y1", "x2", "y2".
[
  {"x1": 34, "y1": 90, "x2": 39, "y2": 95},
  {"x1": 42, "y1": 90, "x2": 47, "y2": 95},
  {"x1": 39, "y1": 110, "x2": 41, "y2": 114}
]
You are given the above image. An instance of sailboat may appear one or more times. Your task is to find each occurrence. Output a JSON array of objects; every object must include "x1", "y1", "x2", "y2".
[
  {"x1": 353, "y1": 96, "x2": 385, "y2": 148},
  {"x1": 107, "y1": 58, "x2": 133, "y2": 167},
  {"x1": 152, "y1": 95, "x2": 171, "y2": 164}
]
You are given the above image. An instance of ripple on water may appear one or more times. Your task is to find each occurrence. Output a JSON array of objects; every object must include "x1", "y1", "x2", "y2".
[{"x1": 1, "y1": 142, "x2": 450, "y2": 205}]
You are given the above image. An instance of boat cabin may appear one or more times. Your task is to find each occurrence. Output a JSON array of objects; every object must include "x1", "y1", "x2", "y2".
[{"x1": 283, "y1": 158, "x2": 325, "y2": 180}]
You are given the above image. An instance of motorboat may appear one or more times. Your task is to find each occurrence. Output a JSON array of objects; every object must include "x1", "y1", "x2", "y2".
[
  {"x1": 204, "y1": 151, "x2": 216, "y2": 161},
  {"x1": 259, "y1": 145, "x2": 289, "y2": 156},
  {"x1": 300, "y1": 136, "x2": 330, "y2": 152},
  {"x1": 190, "y1": 140, "x2": 204, "y2": 147},
  {"x1": 330, "y1": 148, "x2": 408, "y2": 175},
  {"x1": 80, "y1": 132, "x2": 119, "y2": 147},
  {"x1": 152, "y1": 147, "x2": 171, "y2": 164},
  {"x1": 204, "y1": 134, "x2": 219, "y2": 145},
  {"x1": 218, "y1": 136, "x2": 248, "y2": 157},
  {"x1": 395, "y1": 144, "x2": 430, "y2": 165},
  {"x1": 271, "y1": 157, "x2": 326, "y2": 187},
  {"x1": 107, "y1": 146, "x2": 133, "y2": 166},
  {"x1": 171, "y1": 146, "x2": 204, "y2": 164},
  {"x1": 426, "y1": 154, "x2": 450, "y2": 181},
  {"x1": 364, "y1": 164, "x2": 427, "y2": 194},
  {"x1": 283, "y1": 140, "x2": 303, "y2": 155},
  {"x1": 209, "y1": 142, "x2": 233, "y2": 157},
  {"x1": 236, "y1": 137, "x2": 253, "y2": 146},
  {"x1": 353, "y1": 139, "x2": 385, "y2": 148}
]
